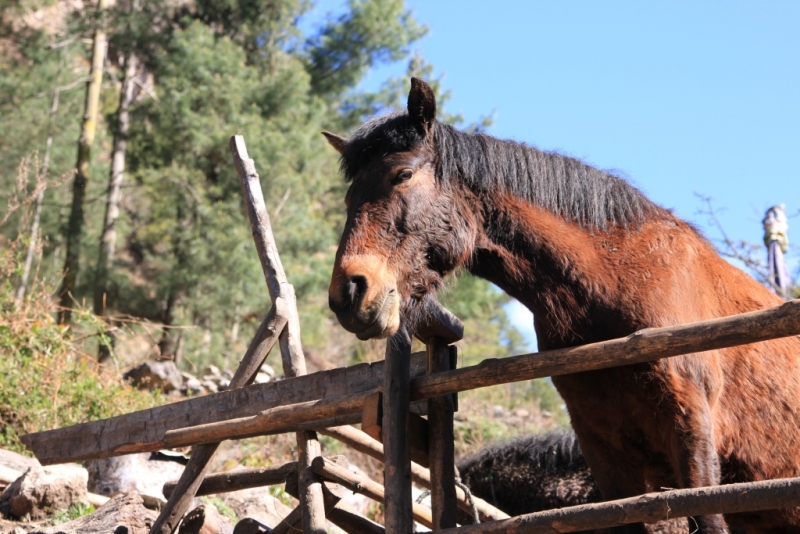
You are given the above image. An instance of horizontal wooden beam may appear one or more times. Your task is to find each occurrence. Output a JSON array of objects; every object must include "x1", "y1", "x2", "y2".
[
  {"x1": 411, "y1": 299, "x2": 800, "y2": 401},
  {"x1": 163, "y1": 462, "x2": 297, "y2": 499},
  {"x1": 23, "y1": 300, "x2": 800, "y2": 465},
  {"x1": 160, "y1": 392, "x2": 368, "y2": 450},
  {"x1": 439, "y1": 476, "x2": 800, "y2": 534},
  {"x1": 22, "y1": 352, "x2": 428, "y2": 465}
]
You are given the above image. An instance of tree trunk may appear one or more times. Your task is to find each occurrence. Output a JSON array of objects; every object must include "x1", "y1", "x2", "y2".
[
  {"x1": 95, "y1": 47, "x2": 139, "y2": 361},
  {"x1": 159, "y1": 288, "x2": 185, "y2": 362},
  {"x1": 15, "y1": 55, "x2": 63, "y2": 307},
  {"x1": 58, "y1": 0, "x2": 110, "y2": 324}
]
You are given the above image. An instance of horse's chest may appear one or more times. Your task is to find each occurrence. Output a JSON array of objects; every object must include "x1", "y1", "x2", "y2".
[{"x1": 552, "y1": 364, "x2": 677, "y2": 449}]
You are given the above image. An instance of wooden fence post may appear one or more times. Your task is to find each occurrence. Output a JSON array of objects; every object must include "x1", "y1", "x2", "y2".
[
  {"x1": 417, "y1": 302, "x2": 463, "y2": 530},
  {"x1": 382, "y1": 331, "x2": 413, "y2": 533},
  {"x1": 427, "y1": 340, "x2": 457, "y2": 529}
]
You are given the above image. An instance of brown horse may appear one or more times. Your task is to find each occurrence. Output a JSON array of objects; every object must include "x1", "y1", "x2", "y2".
[{"x1": 324, "y1": 78, "x2": 800, "y2": 533}]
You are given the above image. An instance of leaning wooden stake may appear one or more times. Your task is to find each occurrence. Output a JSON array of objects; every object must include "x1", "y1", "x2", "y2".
[
  {"x1": 230, "y1": 136, "x2": 326, "y2": 534},
  {"x1": 149, "y1": 137, "x2": 326, "y2": 534}
]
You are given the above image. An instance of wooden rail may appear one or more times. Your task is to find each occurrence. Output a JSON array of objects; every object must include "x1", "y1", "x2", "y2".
[
  {"x1": 439, "y1": 476, "x2": 800, "y2": 533},
  {"x1": 22, "y1": 300, "x2": 800, "y2": 465}
]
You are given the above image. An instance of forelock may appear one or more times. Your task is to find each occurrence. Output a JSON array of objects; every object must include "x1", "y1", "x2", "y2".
[{"x1": 340, "y1": 110, "x2": 425, "y2": 180}]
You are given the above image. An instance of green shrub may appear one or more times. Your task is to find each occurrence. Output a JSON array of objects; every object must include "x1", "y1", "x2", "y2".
[{"x1": 0, "y1": 236, "x2": 161, "y2": 454}]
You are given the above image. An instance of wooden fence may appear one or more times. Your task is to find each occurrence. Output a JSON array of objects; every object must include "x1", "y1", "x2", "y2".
[{"x1": 21, "y1": 136, "x2": 800, "y2": 534}]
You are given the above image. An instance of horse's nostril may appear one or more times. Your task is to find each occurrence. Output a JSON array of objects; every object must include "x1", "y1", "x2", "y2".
[{"x1": 343, "y1": 275, "x2": 368, "y2": 310}]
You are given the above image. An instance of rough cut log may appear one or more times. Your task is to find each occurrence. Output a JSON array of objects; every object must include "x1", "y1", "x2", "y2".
[
  {"x1": 163, "y1": 462, "x2": 297, "y2": 499},
  {"x1": 230, "y1": 135, "x2": 326, "y2": 534},
  {"x1": 317, "y1": 425, "x2": 509, "y2": 522},
  {"x1": 411, "y1": 298, "x2": 800, "y2": 400},
  {"x1": 28, "y1": 492, "x2": 157, "y2": 534},
  {"x1": 177, "y1": 504, "x2": 234, "y2": 534},
  {"x1": 438, "y1": 476, "x2": 800, "y2": 534},
  {"x1": 161, "y1": 393, "x2": 368, "y2": 449},
  {"x1": 413, "y1": 300, "x2": 464, "y2": 345},
  {"x1": 426, "y1": 338, "x2": 457, "y2": 529},
  {"x1": 311, "y1": 456, "x2": 433, "y2": 529},
  {"x1": 24, "y1": 301, "x2": 800, "y2": 465},
  {"x1": 381, "y1": 332, "x2": 413, "y2": 534},
  {"x1": 22, "y1": 352, "x2": 427, "y2": 465},
  {"x1": 149, "y1": 300, "x2": 287, "y2": 534}
]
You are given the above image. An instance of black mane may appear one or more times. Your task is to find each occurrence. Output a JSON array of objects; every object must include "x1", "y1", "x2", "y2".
[{"x1": 341, "y1": 110, "x2": 663, "y2": 229}]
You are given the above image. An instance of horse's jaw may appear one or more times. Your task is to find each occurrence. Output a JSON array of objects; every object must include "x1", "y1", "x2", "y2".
[{"x1": 330, "y1": 285, "x2": 401, "y2": 340}]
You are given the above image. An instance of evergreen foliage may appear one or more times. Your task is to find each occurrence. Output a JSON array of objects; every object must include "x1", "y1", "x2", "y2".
[{"x1": 0, "y1": 0, "x2": 564, "y2": 427}]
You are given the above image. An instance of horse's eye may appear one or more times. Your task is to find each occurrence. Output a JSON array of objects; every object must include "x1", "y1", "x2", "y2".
[{"x1": 393, "y1": 169, "x2": 413, "y2": 184}]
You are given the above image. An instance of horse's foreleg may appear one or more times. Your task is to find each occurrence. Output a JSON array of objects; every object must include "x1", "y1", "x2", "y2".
[
  {"x1": 669, "y1": 389, "x2": 730, "y2": 534},
  {"x1": 569, "y1": 422, "x2": 650, "y2": 534}
]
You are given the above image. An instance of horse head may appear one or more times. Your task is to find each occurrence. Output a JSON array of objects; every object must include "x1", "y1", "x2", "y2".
[{"x1": 325, "y1": 78, "x2": 478, "y2": 340}]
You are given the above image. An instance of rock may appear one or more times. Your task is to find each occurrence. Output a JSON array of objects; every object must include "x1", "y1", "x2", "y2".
[
  {"x1": 201, "y1": 380, "x2": 219, "y2": 394},
  {"x1": 183, "y1": 376, "x2": 205, "y2": 395},
  {"x1": 218, "y1": 487, "x2": 293, "y2": 528},
  {"x1": 0, "y1": 449, "x2": 40, "y2": 474},
  {"x1": 232, "y1": 518, "x2": 270, "y2": 534},
  {"x1": 203, "y1": 365, "x2": 221, "y2": 377},
  {"x1": 123, "y1": 360, "x2": 183, "y2": 393},
  {"x1": 85, "y1": 452, "x2": 186, "y2": 509},
  {"x1": 253, "y1": 372, "x2": 271, "y2": 385},
  {"x1": 0, "y1": 464, "x2": 88, "y2": 520},
  {"x1": 178, "y1": 503, "x2": 234, "y2": 534},
  {"x1": 29, "y1": 492, "x2": 157, "y2": 534}
]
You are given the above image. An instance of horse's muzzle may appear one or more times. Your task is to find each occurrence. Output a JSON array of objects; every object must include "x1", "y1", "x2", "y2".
[{"x1": 329, "y1": 285, "x2": 400, "y2": 340}]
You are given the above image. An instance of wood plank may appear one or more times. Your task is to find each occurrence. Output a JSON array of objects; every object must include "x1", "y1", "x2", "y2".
[
  {"x1": 381, "y1": 332, "x2": 413, "y2": 534},
  {"x1": 437, "y1": 476, "x2": 800, "y2": 534},
  {"x1": 360, "y1": 392, "x2": 382, "y2": 443},
  {"x1": 22, "y1": 352, "x2": 427, "y2": 465},
  {"x1": 426, "y1": 337, "x2": 457, "y2": 529},
  {"x1": 411, "y1": 298, "x2": 800, "y2": 401},
  {"x1": 162, "y1": 393, "x2": 368, "y2": 449}
]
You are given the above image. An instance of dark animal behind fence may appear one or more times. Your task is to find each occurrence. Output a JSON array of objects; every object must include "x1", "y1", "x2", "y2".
[
  {"x1": 455, "y1": 429, "x2": 687, "y2": 534},
  {"x1": 326, "y1": 77, "x2": 800, "y2": 533}
]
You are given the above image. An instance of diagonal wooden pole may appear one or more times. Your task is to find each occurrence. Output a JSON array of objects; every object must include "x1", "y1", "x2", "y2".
[
  {"x1": 150, "y1": 301, "x2": 288, "y2": 534},
  {"x1": 230, "y1": 135, "x2": 327, "y2": 534},
  {"x1": 150, "y1": 136, "x2": 326, "y2": 533}
]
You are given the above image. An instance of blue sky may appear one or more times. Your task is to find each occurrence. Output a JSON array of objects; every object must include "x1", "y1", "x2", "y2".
[{"x1": 305, "y1": 1, "x2": 800, "y2": 349}]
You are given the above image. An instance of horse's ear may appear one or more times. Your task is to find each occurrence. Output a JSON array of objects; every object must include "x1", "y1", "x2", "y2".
[
  {"x1": 322, "y1": 131, "x2": 347, "y2": 155},
  {"x1": 408, "y1": 77, "x2": 436, "y2": 138}
]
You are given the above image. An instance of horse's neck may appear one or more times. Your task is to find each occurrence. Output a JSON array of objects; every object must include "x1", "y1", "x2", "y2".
[{"x1": 469, "y1": 192, "x2": 671, "y2": 348}]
